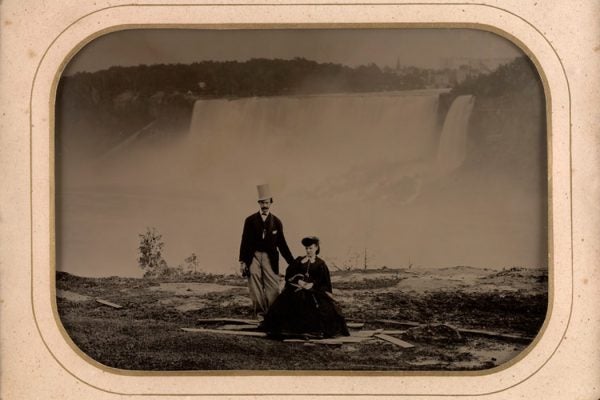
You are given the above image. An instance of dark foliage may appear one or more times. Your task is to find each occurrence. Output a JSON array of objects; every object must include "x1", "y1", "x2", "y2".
[
  {"x1": 59, "y1": 58, "x2": 425, "y2": 101},
  {"x1": 451, "y1": 56, "x2": 543, "y2": 98}
]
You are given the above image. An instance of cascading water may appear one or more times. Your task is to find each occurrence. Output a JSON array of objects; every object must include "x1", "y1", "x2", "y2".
[
  {"x1": 185, "y1": 92, "x2": 475, "y2": 201},
  {"x1": 435, "y1": 95, "x2": 475, "y2": 176},
  {"x1": 186, "y1": 92, "x2": 442, "y2": 190}
]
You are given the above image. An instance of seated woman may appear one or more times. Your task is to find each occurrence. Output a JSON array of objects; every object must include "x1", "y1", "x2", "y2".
[{"x1": 260, "y1": 236, "x2": 349, "y2": 339}]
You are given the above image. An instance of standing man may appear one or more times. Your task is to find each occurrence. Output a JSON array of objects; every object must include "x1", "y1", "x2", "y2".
[{"x1": 239, "y1": 184, "x2": 294, "y2": 317}]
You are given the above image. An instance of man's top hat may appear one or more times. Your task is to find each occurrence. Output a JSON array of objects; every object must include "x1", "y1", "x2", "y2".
[{"x1": 257, "y1": 184, "x2": 272, "y2": 201}]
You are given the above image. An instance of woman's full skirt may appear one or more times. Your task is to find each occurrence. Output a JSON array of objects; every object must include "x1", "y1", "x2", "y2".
[{"x1": 261, "y1": 288, "x2": 349, "y2": 338}]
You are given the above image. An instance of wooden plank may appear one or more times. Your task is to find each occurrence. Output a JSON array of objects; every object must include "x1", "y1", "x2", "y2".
[
  {"x1": 351, "y1": 329, "x2": 384, "y2": 338},
  {"x1": 181, "y1": 328, "x2": 267, "y2": 337},
  {"x1": 350, "y1": 329, "x2": 405, "y2": 337},
  {"x1": 346, "y1": 322, "x2": 365, "y2": 329},
  {"x1": 371, "y1": 319, "x2": 533, "y2": 343},
  {"x1": 457, "y1": 328, "x2": 534, "y2": 343},
  {"x1": 374, "y1": 319, "x2": 421, "y2": 328},
  {"x1": 283, "y1": 339, "x2": 307, "y2": 343},
  {"x1": 310, "y1": 336, "x2": 371, "y2": 345},
  {"x1": 197, "y1": 318, "x2": 260, "y2": 325},
  {"x1": 220, "y1": 324, "x2": 260, "y2": 331},
  {"x1": 375, "y1": 334, "x2": 415, "y2": 348},
  {"x1": 95, "y1": 298, "x2": 123, "y2": 309},
  {"x1": 382, "y1": 330, "x2": 406, "y2": 335}
]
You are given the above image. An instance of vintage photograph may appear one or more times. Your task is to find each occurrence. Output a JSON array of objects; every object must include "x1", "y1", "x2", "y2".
[{"x1": 55, "y1": 28, "x2": 548, "y2": 371}]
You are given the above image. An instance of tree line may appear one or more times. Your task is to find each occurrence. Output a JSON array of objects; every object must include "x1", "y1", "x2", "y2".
[
  {"x1": 56, "y1": 56, "x2": 540, "y2": 161},
  {"x1": 55, "y1": 58, "x2": 430, "y2": 157},
  {"x1": 59, "y1": 57, "x2": 428, "y2": 103}
]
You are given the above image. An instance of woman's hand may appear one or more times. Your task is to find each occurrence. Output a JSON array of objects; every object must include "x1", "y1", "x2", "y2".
[{"x1": 297, "y1": 280, "x2": 314, "y2": 290}]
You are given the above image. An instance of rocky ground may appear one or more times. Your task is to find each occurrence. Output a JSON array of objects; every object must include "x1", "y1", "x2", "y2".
[{"x1": 56, "y1": 266, "x2": 547, "y2": 371}]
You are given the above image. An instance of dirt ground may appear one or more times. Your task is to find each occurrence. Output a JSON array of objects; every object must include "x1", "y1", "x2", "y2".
[{"x1": 56, "y1": 266, "x2": 547, "y2": 371}]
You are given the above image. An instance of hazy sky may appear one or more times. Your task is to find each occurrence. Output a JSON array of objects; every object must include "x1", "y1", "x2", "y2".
[{"x1": 64, "y1": 28, "x2": 523, "y2": 74}]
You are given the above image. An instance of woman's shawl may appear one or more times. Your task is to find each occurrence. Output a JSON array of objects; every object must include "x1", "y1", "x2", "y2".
[{"x1": 284, "y1": 256, "x2": 333, "y2": 294}]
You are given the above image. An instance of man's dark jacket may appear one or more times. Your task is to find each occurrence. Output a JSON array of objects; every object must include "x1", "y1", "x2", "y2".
[{"x1": 239, "y1": 212, "x2": 294, "y2": 274}]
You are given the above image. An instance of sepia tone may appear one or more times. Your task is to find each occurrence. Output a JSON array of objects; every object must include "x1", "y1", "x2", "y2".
[
  {"x1": 2, "y1": 1, "x2": 598, "y2": 398},
  {"x1": 54, "y1": 28, "x2": 548, "y2": 371}
]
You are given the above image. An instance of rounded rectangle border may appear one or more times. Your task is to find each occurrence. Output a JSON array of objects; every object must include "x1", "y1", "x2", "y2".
[{"x1": 30, "y1": 3, "x2": 572, "y2": 397}]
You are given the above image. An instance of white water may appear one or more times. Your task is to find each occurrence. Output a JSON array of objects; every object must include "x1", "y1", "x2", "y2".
[
  {"x1": 436, "y1": 95, "x2": 475, "y2": 176},
  {"x1": 57, "y1": 90, "x2": 546, "y2": 277},
  {"x1": 185, "y1": 92, "x2": 441, "y2": 194}
]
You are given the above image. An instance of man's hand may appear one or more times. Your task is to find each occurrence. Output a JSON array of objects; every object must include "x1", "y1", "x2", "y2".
[{"x1": 240, "y1": 262, "x2": 249, "y2": 278}]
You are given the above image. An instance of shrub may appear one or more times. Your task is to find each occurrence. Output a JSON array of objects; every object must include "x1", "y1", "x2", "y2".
[{"x1": 138, "y1": 227, "x2": 167, "y2": 278}]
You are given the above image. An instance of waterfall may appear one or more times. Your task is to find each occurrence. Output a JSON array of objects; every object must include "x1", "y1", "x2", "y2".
[
  {"x1": 59, "y1": 90, "x2": 483, "y2": 276},
  {"x1": 57, "y1": 89, "x2": 547, "y2": 278},
  {"x1": 186, "y1": 92, "x2": 441, "y2": 195},
  {"x1": 435, "y1": 95, "x2": 475, "y2": 176}
]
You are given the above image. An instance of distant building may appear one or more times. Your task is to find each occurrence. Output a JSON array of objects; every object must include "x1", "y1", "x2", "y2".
[
  {"x1": 423, "y1": 56, "x2": 516, "y2": 88},
  {"x1": 428, "y1": 70, "x2": 452, "y2": 88},
  {"x1": 392, "y1": 56, "x2": 515, "y2": 89}
]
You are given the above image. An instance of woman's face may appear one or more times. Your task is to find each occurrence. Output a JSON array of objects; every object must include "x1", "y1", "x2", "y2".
[{"x1": 305, "y1": 244, "x2": 318, "y2": 258}]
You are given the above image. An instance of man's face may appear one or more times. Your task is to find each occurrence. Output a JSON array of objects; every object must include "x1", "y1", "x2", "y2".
[{"x1": 258, "y1": 199, "x2": 272, "y2": 214}]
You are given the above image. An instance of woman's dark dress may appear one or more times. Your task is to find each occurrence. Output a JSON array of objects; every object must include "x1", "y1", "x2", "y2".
[{"x1": 261, "y1": 256, "x2": 349, "y2": 338}]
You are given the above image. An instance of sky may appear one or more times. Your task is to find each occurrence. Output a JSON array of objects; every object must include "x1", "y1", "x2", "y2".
[
  {"x1": 64, "y1": 28, "x2": 522, "y2": 74},
  {"x1": 56, "y1": 28, "x2": 546, "y2": 278}
]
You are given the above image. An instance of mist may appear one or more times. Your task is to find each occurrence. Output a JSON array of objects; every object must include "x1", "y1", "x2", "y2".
[{"x1": 56, "y1": 90, "x2": 547, "y2": 277}]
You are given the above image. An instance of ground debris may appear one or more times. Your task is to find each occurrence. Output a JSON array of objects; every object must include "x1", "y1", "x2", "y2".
[
  {"x1": 181, "y1": 327, "x2": 267, "y2": 337},
  {"x1": 374, "y1": 319, "x2": 422, "y2": 328},
  {"x1": 95, "y1": 298, "x2": 123, "y2": 309},
  {"x1": 57, "y1": 264, "x2": 544, "y2": 370},
  {"x1": 403, "y1": 323, "x2": 463, "y2": 343},
  {"x1": 314, "y1": 336, "x2": 371, "y2": 343},
  {"x1": 56, "y1": 289, "x2": 91, "y2": 302},
  {"x1": 457, "y1": 328, "x2": 534, "y2": 343},
  {"x1": 308, "y1": 336, "x2": 372, "y2": 345},
  {"x1": 220, "y1": 324, "x2": 260, "y2": 330},
  {"x1": 283, "y1": 339, "x2": 307, "y2": 343},
  {"x1": 197, "y1": 318, "x2": 260, "y2": 325},
  {"x1": 351, "y1": 329, "x2": 384, "y2": 337},
  {"x1": 346, "y1": 322, "x2": 365, "y2": 329},
  {"x1": 375, "y1": 334, "x2": 415, "y2": 348}
]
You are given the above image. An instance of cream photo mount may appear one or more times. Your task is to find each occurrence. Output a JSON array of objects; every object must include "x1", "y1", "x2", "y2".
[{"x1": 30, "y1": 3, "x2": 571, "y2": 397}]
